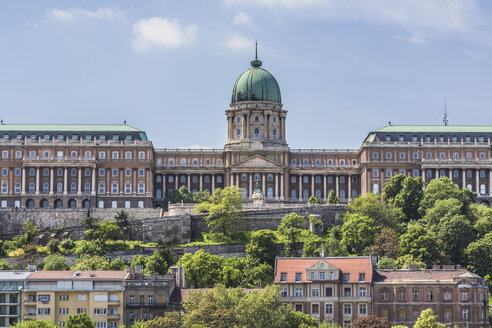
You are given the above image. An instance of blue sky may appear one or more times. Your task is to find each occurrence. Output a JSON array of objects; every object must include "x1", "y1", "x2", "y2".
[{"x1": 1, "y1": 0, "x2": 491, "y2": 149}]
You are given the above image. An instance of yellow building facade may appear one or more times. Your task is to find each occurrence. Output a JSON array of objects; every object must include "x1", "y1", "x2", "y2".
[{"x1": 22, "y1": 271, "x2": 127, "y2": 328}]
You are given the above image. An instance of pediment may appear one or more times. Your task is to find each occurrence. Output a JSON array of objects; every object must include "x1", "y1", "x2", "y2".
[
  {"x1": 234, "y1": 155, "x2": 282, "y2": 168},
  {"x1": 307, "y1": 260, "x2": 339, "y2": 271}
]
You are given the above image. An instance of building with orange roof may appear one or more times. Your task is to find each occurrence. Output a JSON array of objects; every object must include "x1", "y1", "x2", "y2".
[
  {"x1": 275, "y1": 256, "x2": 374, "y2": 325},
  {"x1": 22, "y1": 270, "x2": 127, "y2": 328}
]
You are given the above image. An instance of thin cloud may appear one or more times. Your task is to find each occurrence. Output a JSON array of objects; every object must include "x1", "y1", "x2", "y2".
[
  {"x1": 233, "y1": 11, "x2": 253, "y2": 26},
  {"x1": 132, "y1": 17, "x2": 197, "y2": 53},
  {"x1": 48, "y1": 8, "x2": 125, "y2": 23},
  {"x1": 225, "y1": 0, "x2": 326, "y2": 9},
  {"x1": 225, "y1": 36, "x2": 254, "y2": 51}
]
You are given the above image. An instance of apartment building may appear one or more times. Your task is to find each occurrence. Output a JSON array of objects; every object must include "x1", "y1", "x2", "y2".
[
  {"x1": 373, "y1": 268, "x2": 490, "y2": 328},
  {"x1": 0, "y1": 271, "x2": 32, "y2": 327},
  {"x1": 22, "y1": 270, "x2": 127, "y2": 328},
  {"x1": 275, "y1": 257, "x2": 373, "y2": 325}
]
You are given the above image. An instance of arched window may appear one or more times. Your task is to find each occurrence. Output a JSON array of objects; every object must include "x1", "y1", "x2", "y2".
[
  {"x1": 156, "y1": 189, "x2": 162, "y2": 199},
  {"x1": 28, "y1": 182, "x2": 35, "y2": 193},
  {"x1": 156, "y1": 175, "x2": 162, "y2": 183},
  {"x1": 138, "y1": 183, "x2": 144, "y2": 194},
  {"x1": 272, "y1": 129, "x2": 277, "y2": 139},
  {"x1": 315, "y1": 189, "x2": 321, "y2": 198},
  {"x1": 480, "y1": 184, "x2": 486, "y2": 195},
  {"x1": 71, "y1": 168, "x2": 77, "y2": 176},
  {"x1": 99, "y1": 183, "x2": 105, "y2": 194},
  {"x1": 43, "y1": 168, "x2": 49, "y2": 176},
  {"x1": 373, "y1": 183, "x2": 379, "y2": 194},
  {"x1": 192, "y1": 175, "x2": 198, "y2": 183},
  {"x1": 340, "y1": 190, "x2": 346, "y2": 199},
  {"x1": 453, "y1": 170, "x2": 459, "y2": 178},
  {"x1": 241, "y1": 174, "x2": 247, "y2": 182},
  {"x1": 54, "y1": 199, "x2": 62, "y2": 209},
  {"x1": 217, "y1": 176, "x2": 222, "y2": 183},
  {"x1": 1, "y1": 182, "x2": 7, "y2": 194},
  {"x1": 254, "y1": 128, "x2": 260, "y2": 139},
  {"x1": 168, "y1": 175, "x2": 174, "y2": 183},
  {"x1": 57, "y1": 168, "x2": 63, "y2": 176},
  {"x1": 125, "y1": 169, "x2": 131, "y2": 177},
  {"x1": 267, "y1": 187, "x2": 273, "y2": 199},
  {"x1": 112, "y1": 169, "x2": 118, "y2": 177},
  {"x1": 204, "y1": 175, "x2": 210, "y2": 183},
  {"x1": 426, "y1": 170, "x2": 432, "y2": 178},
  {"x1": 99, "y1": 169, "x2": 105, "y2": 176},
  {"x1": 466, "y1": 184, "x2": 472, "y2": 191},
  {"x1": 412, "y1": 170, "x2": 419, "y2": 177},
  {"x1": 180, "y1": 175, "x2": 186, "y2": 183},
  {"x1": 71, "y1": 182, "x2": 77, "y2": 193},
  {"x1": 125, "y1": 183, "x2": 131, "y2": 194},
  {"x1": 328, "y1": 176, "x2": 333, "y2": 184},
  {"x1": 480, "y1": 170, "x2": 486, "y2": 178},
  {"x1": 303, "y1": 176, "x2": 309, "y2": 184},
  {"x1": 291, "y1": 189, "x2": 297, "y2": 199},
  {"x1": 29, "y1": 168, "x2": 35, "y2": 176},
  {"x1": 267, "y1": 174, "x2": 273, "y2": 182},
  {"x1": 42, "y1": 182, "x2": 49, "y2": 193},
  {"x1": 466, "y1": 170, "x2": 472, "y2": 178},
  {"x1": 303, "y1": 189, "x2": 309, "y2": 200},
  {"x1": 340, "y1": 176, "x2": 345, "y2": 184},
  {"x1": 440, "y1": 170, "x2": 446, "y2": 177},
  {"x1": 85, "y1": 168, "x2": 91, "y2": 176},
  {"x1": 40, "y1": 199, "x2": 48, "y2": 208},
  {"x1": 291, "y1": 176, "x2": 297, "y2": 183},
  {"x1": 14, "y1": 182, "x2": 21, "y2": 194},
  {"x1": 139, "y1": 169, "x2": 144, "y2": 177},
  {"x1": 352, "y1": 189, "x2": 358, "y2": 198},
  {"x1": 68, "y1": 199, "x2": 76, "y2": 208},
  {"x1": 315, "y1": 176, "x2": 321, "y2": 184},
  {"x1": 84, "y1": 183, "x2": 90, "y2": 193},
  {"x1": 386, "y1": 170, "x2": 392, "y2": 178},
  {"x1": 26, "y1": 199, "x2": 34, "y2": 208},
  {"x1": 236, "y1": 129, "x2": 241, "y2": 139},
  {"x1": 242, "y1": 187, "x2": 248, "y2": 199},
  {"x1": 82, "y1": 199, "x2": 90, "y2": 209},
  {"x1": 0, "y1": 169, "x2": 7, "y2": 177}
]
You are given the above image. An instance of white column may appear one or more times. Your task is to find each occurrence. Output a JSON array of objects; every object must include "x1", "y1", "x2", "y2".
[
  {"x1": 249, "y1": 174, "x2": 253, "y2": 196},
  {"x1": 262, "y1": 174, "x2": 266, "y2": 195},
  {"x1": 175, "y1": 174, "x2": 178, "y2": 190},
  {"x1": 435, "y1": 169, "x2": 439, "y2": 180},
  {"x1": 211, "y1": 174, "x2": 215, "y2": 193},
  {"x1": 449, "y1": 170, "x2": 453, "y2": 180},
  {"x1": 275, "y1": 173, "x2": 279, "y2": 199},
  {"x1": 21, "y1": 168, "x2": 26, "y2": 194},
  {"x1": 335, "y1": 175, "x2": 339, "y2": 197},
  {"x1": 49, "y1": 168, "x2": 54, "y2": 195},
  {"x1": 311, "y1": 174, "x2": 315, "y2": 197},
  {"x1": 91, "y1": 168, "x2": 96, "y2": 195},
  {"x1": 489, "y1": 170, "x2": 492, "y2": 195},
  {"x1": 462, "y1": 169, "x2": 466, "y2": 189},
  {"x1": 63, "y1": 168, "x2": 68, "y2": 194},
  {"x1": 230, "y1": 173, "x2": 234, "y2": 186},
  {"x1": 323, "y1": 175, "x2": 327, "y2": 201},
  {"x1": 187, "y1": 174, "x2": 191, "y2": 190},
  {"x1": 35, "y1": 168, "x2": 40, "y2": 195},
  {"x1": 348, "y1": 174, "x2": 352, "y2": 201},
  {"x1": 422, "y1": 170, "x2": 425, "y2": 183},
  {"x1": 280, "y1": 174, "x2": 284, "y2": 200},
  {"x1": 476, "y1": 169, "x2": 480, "y2": 194},
  {"x1": 199, "y1": 174, "x2": 203, "y2": 191},
  {"x1": 77, "y1": 168, "x2": 82, "y2": 194},
  {"x1": 298, "y1": 174, "x2": 302, "y2": 201},
  {"x1": 162, "y1": 174, "x2": 166, "y2": 199}
]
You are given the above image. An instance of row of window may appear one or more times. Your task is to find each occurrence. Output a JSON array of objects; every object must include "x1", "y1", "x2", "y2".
[
  {"x1": 373, "y1": 151, "x2": 487, "y2": 160},
  {"x1": 384, "y1": 135, "x2": 488, "y2": 143},
  {"x1": 3, "y1": 133, "x2": 135, "y2": 142},
  {"x1": 158, "y1": 158, "x2": 223, "y2": 166},
  {"x1": 59, "y1": 321, "x2": 118, "y2": 328},
  {"x1": 289, "y1": 189, "x2": 357, "y2": 200},
  {"x1": 290, "y1": 158, "x2": 356, "y2": 166},
  {"x1": 373, "y1": 168, "x2": 490, "y2": 179},
  {"x1": 235, "y1": 128, "x2": 279, "y2": 139},
  {"x1": 291, "y1": 301, "x2": 367, "y2": 317},
  {"x1": 380, "y1": 289, "x2": 473, "y2": 302},
  {"x1": 280, "y1": 272, "x2": 364, "y2": 283},
  {"x1": 290, "y1": 175, "x2": 357, "y2": 184},
  {"x1": 1, "y1": 150, "x2": 146, "y2": 160},
  {"x1": 20, "y1": 199, "x2": 146, "y2": 209},
  {"x1": 234, "y1": 113, "x2": 279, "y2": 122},
  {"x1": 0, "y1": 167, "x2": 146, "y2": 178},
  {"x1": 166, "y1": 175, "x2": 223, "y2": 184},
  {"x1": 281, "y1": 286, "x2": 367, "y2": 298}
]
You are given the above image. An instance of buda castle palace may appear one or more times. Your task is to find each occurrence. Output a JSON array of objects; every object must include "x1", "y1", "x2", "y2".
[{"x1": 1, "y1": 54, "x2": 492, "y2": 210}]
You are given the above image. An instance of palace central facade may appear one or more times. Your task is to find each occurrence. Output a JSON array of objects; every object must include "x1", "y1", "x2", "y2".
[{"x1": 0, "y1": 55, "x2": 491, "y2": 209}]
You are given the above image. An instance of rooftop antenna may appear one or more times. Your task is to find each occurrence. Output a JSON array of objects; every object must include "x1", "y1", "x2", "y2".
[
  {"x1": 443, "y1": 97, "x2": 449, "y2": 126},
  {"x1": 255, "y1": 40, "x2": 258, "y2": 60},
  {"x1": 251, "y1": 41, "x2": 262, "y2": 68},
  {"x1": 388, "y1": 120, "x2": 392, "y2": 126},
  {"x1": 124, "y1": 119, "x2": 127, "y2": 125}
]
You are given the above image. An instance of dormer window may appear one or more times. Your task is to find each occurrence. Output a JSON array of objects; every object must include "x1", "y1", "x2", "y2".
[
  {"x1": 310, "y1": 272, "x2": 315, "y2": 281},
  {"x1": 398, "y1": 135, "x2": 404, "y2": 141},
  {"x1": 425, "y1": 136, "x2": 431, "y2": 142},
  {"x1": 329, "y1": 272, "x2": 334, "y2": 280},
  {"x1": 465, "y1": 136, "x2": 471, "y2": 142},
  {"x1": 254, "y1": 116, "x2": 259, "y2": 122},
  {"x1": 452, "y1": 136, "x2": 458, "y2": 142},
  {"x1": 295, "y1": 273, "x2": 302, "y2": 282},
  {"x1": 412, "y1": 135, "x2": 418, "y2": 142},
  {"x1": 280, "y1": 272, "x2": 287, "y2": 282},
  {"x1": 342, "y1": 273, "x2": 350, "y2": 283},
  {"x1": 319, "y1": 272, "x2": 325, "y2": 280},
  {"x1": 254, "y1": 128, "x2": 260, "y2": 139},
  {"x1": 359, "y1": 273, "x2": 365, "y2": 282},
  {"x1": 439, "y1": 136, "x2": 445, "y2": 142},
  {"x1": 385, "y1": 135, "x2": 391, "y2": 141}
]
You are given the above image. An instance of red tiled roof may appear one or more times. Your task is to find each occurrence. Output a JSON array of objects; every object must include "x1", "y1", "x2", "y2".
[
  {"x1": 27, "y1": 271, "x2": 128, "y2": 280},
  {"x1": 275, "y1": 257, "x2": 373, "y2": 283},
  {"x1": 373, "y1": 269, "x2": 477, "y2": 283}
]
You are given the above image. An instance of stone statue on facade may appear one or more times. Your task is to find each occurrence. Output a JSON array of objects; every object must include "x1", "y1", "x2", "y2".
[{"x1": 252, "y1": 174, "x2": 265, "y2": 206}]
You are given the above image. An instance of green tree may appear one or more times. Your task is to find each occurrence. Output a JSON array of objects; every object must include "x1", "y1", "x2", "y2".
[
  {"x1": 471, "y1": 203, "x2": 492, "y2": 238},
  {"x1": 419, "y1": 177, "x2": 463, "y2": 215},
  {"x1": 12, "y1": 320, "x2": 59, "y2": 328},
  {"x1": 245, "y1": 229, "x2": 278, "y2": 266},
  {"x1": 351, "y1": 314, "x2": 391, "y2": 328},
  {"x1": 22, "y1": 220, "x2": 39, "y2": 244},
  {"x1": 302, "y1": 233, "x2": 321, "y2": 257},
  {"x1": 287, "y1": 309, "x2": 319, "y2": 328},
  {"x1": 114, "y1": 210, "x2": 131, "y2": 241},
  {"x1": 465, "y1": 232, "x2": 492, "y2": 278},
  {"x1": 176, "y1": 249, "x2": 224, "y2": 288},
  {"x1": 242, "y1": 258, "x2": 274, "y2": 287},
  {"x1": 327, "y1": 190, "x2": 339, "y2": 204},
  {"x1": 0, "y1": 258, "x2": 12, "y2": 270},
  {"x1": 341, "y1": 213, "x2": 377, "y2": 255},
  {"x1": 278, "y1": 213, "x2": 304, "y2": 257},
  {"x1": 109, "y1": 257, "x2": 128, "y2": 270},
  {"x1": 394, "y1": 176, "x2": 424, "y2": 222},
  {"x1": 399, "y1": 223, "x2": 443, "y2": 264},
  {"x1": 308, "y1": 195, "x2": 323, "y2": 204},
  {"x1": 195, "y1": 187, "x2": 243, "y2": 235},
  {"x1": 74, "y1": 254, "x2": 110, "y2": 270},
  {"x1": 377, "y1": 256, "x2": 395, "y2": 269},
  {"x1": 394, "y1": 254, "x2": 425, "y2": 269},
  {"x1": 382, "y1": 174, "x2": 406, "y2": 204},
  {"x1": 367, "y1": 228, "x2": 400, "y2": 258},
  {"x1": 413, "y1": 309, "x2": 444, "y2": 328},
  {"x1": 143, "y1": 312, "x2": 182, "y2": 328},
  {"x1": 145, "y1": 252, "x2": 168, "y2": 275},
  {"x1": 43, "y1": 253, "x2": 68, "y2": 270},
  {"x1": 349, "y1": 193, "x2": 403, "y2": 231},
  {"x1": 66, "y1": 312, "x2": 96, "y2": 328}
]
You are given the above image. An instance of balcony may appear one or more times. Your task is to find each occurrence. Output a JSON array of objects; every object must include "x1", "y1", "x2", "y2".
[
  {"x1": 107, "y1": 314, "x2": 120, "y2": 320},
  {"x1": 107, "y1": 300, "x2": 120, "y2": 306},
  {"x1": 126, "y1": 302, "x2": 164, "y2": 308},
  {"x1": 23, "y1": 156, "x2": 96, "y2": 162},
  {"x1": 23, "y1": 313, "x2": 36, "y2": 320}
]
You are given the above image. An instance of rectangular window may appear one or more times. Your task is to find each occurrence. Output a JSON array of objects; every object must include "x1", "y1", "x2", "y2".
[
  {"x1": 359, "y1": 304, "x2": 367, "y2": 315},
  {"x1": 461, "y1": 291, "x2": 469, "y2": 301},
  {"x1": 326, "y1": 304, "x2": 333, "y2": 315},
  {"x1": 319, "y1": 272, "x2": 325, "y2": 280},
  {"x1": 358, "y1": 273, "x2": 365, "y2": 282},
  {"x1": 444, "y1": 291, "x2": 451, "y2": 301},
  {"x1": 312, "y1": 288, "x2": 319, "y2": 297},
  {"x1": 139, "y1": 152, "x2": 145, "y2": 159},
  {"x1": 77, "y1": 308, "x2": 87, "y2": 314},
  {"x1": 280, "y1": 272, "x2": 287, "y2": 282},
  {"x1": 344, "y1": 304, "x2": 351, "y2": 315},
  {"x1": 59, "y1": 295, "x2": 69, "y2": 301},
  {"x1": 329, "y1": 272, "x2": 334, "y2": 280},
  {"x1": 295, "y1": 273, "x2": 302, "y2": 282},
  {"x1": 399, "y1": 289, "x2": 406, "y2": 301},
  {"x1": 59, "y1": 308, "x2": 69, "y2": 314},
  {"x1": 295, "y1": 287, "x2": 303, "y2": 297},
  {"x1": 462, "y1": 309, "x2": 469, "y2": 319},
  {"x1": 77, "y1": 294, "x2": 87, "y2": 301},
  {"x1": 94, "y1": 308, "x2": 107, "y2": 315},
  {"x1": 280, "y1": 288, "x2": 288, "y2": 297},
  {"x1": 312, "y1": 304, "x2": 319, "y2": 315},
  {"x1": 426, "y1": 290, "x2": 434, "y2": 301},
  {"x1": 37, "y1": 308, "x2": 50, "y2": 315},
  {"x1": 99, "y1": 152, "x2": 106, "y2": 159},
  {"x1": 326, "y1": 287, "x2": 333, "y2": 297},
  {"x1": 413, "y1": 289, "x2": 419, "y2": 301},
  {"x1": 342, "y1": 273, "x2": 350, "y2": 282},
  {"x1": 359, "y1": 287, "x2": 367, "y2": 297},
  {"x1": 344, "y1": 288, "x2": 351, "y2": 297},
  {"x1": 310, "y1": 272, "x2": 315, "y2": 281},
  {"x1": 444, "y1": 309, "x2": 451, "y2": 320}
]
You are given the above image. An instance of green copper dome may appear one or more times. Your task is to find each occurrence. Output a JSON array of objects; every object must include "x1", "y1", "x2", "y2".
[{"x1": 231, "y1": 58, "x2": 282, "y2": 105}]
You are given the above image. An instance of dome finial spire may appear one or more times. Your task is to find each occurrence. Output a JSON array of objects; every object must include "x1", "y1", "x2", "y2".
[{"x1": 251, "y1": 41, "x2": 262, "y2": 68}]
